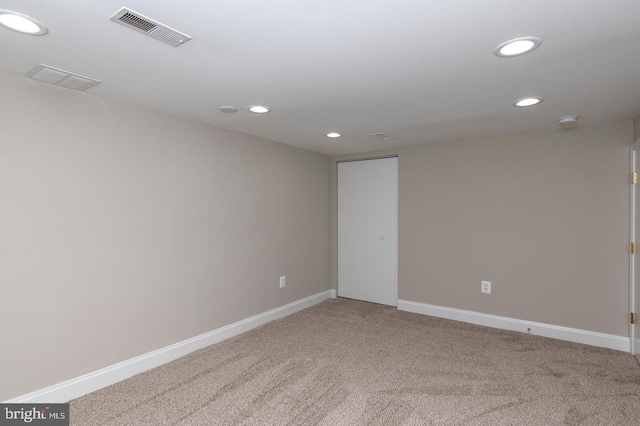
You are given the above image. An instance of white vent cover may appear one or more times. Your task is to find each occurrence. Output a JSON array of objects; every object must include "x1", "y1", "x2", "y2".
[
  {"x1": 369, "y1": 132, "x2": 397, "y2": 141},
  {"x1": 110, "y1": 7, "x2": 191, "y2": 47},
  {"x1": 24, "y1": 64, "x2": 101, "y2": 91},
  {"x1": 558, "y1": 115, "x2": 579, "y2": 128}
]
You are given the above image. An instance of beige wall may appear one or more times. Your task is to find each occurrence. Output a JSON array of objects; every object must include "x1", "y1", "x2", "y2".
[
  {"x1": 0, "y1": 71, "x2": 330, "y2": 401},
  {"x1": 635, "y1": 115, "x2": 640, "y2": 141},
  {"x1": 332, "y1": 122, "x2": 632, "y2": 337}
]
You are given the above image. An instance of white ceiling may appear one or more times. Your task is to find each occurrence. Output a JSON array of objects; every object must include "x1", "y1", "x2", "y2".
[{"x1": 2, "y1": 0, "x2": 640, "y2": 155}]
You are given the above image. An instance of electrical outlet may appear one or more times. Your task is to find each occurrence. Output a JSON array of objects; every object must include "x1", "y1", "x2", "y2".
[
  {"x1": 481, "y1": 281, "x2": 491, "y2": 294},
  {"x1": 279, "y1": 276, "x2": 286, "y2": 288}
]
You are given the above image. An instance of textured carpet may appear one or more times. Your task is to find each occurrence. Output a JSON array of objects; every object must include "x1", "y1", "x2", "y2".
[{"x1": 70, "y1": 298, "x2": 640, "y2": 425}]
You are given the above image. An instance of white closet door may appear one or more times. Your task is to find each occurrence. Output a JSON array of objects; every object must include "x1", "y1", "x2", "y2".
[
  {"x1": 365, "y1": 157, "x2": 398, "y2": 306},
  {"x1": 338, "y1": 160, "x2": 368, "y2": 301},
  {"x1": 338, "y1": 157, "x2": 398, "y2": 307}
]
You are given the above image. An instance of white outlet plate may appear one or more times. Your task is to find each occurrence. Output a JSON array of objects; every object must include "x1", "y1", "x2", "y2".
[
  {"x1": 279, "y1": 276, "x2": 286, "y2": 288},
  {"x1": 481, "y1": 281, "x2": 491, "y2": 294}
]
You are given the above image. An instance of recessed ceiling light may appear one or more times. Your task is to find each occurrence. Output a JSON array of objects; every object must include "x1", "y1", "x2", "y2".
[
  {"x1": 494, "y1": 37, "x2": 542, "y2": 57},
  {"x1": 0, "y1": 10, "x2": 48, "y2": 35},
  {"x1": 513, "y1": 97, "x2": 543, "y2": 107},
  {"x1": 326, "y1": 132, "x2": 341, "y2": 138},
  {"x1": 248, "y1": 105, "x2": 271, "y2": 114},
  {"x1": 218, "y1": 106, "x2": 238, "y2": 113}
]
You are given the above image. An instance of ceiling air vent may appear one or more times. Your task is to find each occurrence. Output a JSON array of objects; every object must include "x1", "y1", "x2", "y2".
[
  {"x1": 110, "y1": 7, "x2": 191, "y2": 47},
  {"x1": 369, "y1": 132, "x2": 397, "y2": 141},
  {"x1": 24, "y1": 64, "x2": 101, "y2": 91},
  {"x1": 558, "y1": 115, "x2": 579, "y2": 128}
]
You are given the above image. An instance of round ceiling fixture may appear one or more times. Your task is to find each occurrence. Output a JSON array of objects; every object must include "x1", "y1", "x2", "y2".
[
  {"x1": 494, "y1": 37, "x2": 542, "y2": 57},
  {"x1": 0, "y1": 10, "x2": 48, "y2": 35},
  {"x1": 218, "y1": 106, "x2": 238, "y2": 113},
  {"x1": 326, "y1": 132, "x2": 341, "y2": 138},
  {"x1": 248, "y1": 105, "x2": 271, "y2": 114},
  {"x1": 513, "y1": 97, "x2": 543, "y2": 107}
]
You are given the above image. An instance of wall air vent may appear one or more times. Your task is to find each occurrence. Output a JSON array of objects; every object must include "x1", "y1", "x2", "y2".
[
  {"x1": 24, "y1": 64, "x2": 101, "y2": 91},
  {"x1": 369, "y1": 132, "x2": 397, "y2": 141},
  {"x1": 109, "y1": 7, "x2": 191, "y2": 47}
]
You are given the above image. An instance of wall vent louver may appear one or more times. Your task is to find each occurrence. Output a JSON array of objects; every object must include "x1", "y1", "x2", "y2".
[
  {"x1": 24, "y1": 64, "x2": 101, "y2": 91},
  {"x1": 110, "y1": 7, "x2": 191, "y2": 47}
]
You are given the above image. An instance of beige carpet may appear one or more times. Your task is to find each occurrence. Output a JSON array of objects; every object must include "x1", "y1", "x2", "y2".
[{"x1": 70, "y1": 298, "x2": 640, "y2": 425}]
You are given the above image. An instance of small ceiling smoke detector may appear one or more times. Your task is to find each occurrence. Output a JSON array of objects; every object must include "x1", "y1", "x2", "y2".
[
  {"x1": 513, "y1": 97, "x2": 543, "y2": 107},
  {"x1": 0, "y1": 10, "x2": 48, "y2": 35},
  {"x1": 110, "y1": 7, "x2": 191, "y2": 47},
  {"x1": 248, "y1": 105, "x2": 271, "y2": 114},
  {"x1": 558, "y1": 115, "x2": 579, "y2": 128},
  {"x1": 326, "y1": 132, "x2": 341, "y2": 138},
  {"x1": 218, "y1": 106, "x2": 238, "y2": 113},
  {"x1": 494, "y1": 37, "x2": 542, "y2": 57},
  {"x1": 24, "y1": 64, "x2": 101, "y2": 91},
  {"x1": 369, "y1": 132, "x2": 397, "y2": 141}
]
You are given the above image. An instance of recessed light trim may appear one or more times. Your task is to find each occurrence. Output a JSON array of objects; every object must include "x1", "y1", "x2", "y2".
[
  {"x1": 513, "y1": 97, "x2": 543, "y2": 107},
  {"x1": 248, "y1": 105, "x2": 271, "y2": 114},
  {"x1": 494, "y1": 37, "x2": 542, "y2": 57},
  {"x1": 0, "y1": 10, "x2": 48, "y2": 35},
  {"x1": 326, "y1": 132, "x2": 341, "y2": 138}
]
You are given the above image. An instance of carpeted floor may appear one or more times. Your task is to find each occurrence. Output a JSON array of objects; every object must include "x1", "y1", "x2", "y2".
[{"x1": 70, "y1": 298, "x2": 640, "y2": 425}]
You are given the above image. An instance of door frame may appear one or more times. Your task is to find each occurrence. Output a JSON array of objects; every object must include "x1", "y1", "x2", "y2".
[
  {"x1": 337, "y1": 155, "x2": 399, "y2": 306},
  {"x1": 630, "y1": 140, "x2": 640, "y2": 356}
]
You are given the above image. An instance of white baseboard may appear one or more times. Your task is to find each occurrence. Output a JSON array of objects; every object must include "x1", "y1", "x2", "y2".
[
  {"x1": 330, "y1": 289, "x2": 337, "y2": 299},
  {"x1": 5, "y1": 290, "x2": 333, "y2": 404},
  {"x1": 397, "y1": 299, "x2": 630, "y2": 353}
]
